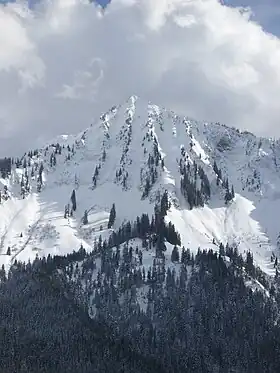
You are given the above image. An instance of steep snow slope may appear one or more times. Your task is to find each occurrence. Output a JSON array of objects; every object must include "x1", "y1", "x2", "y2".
[{"x1": 0, "y1": 95, "x2": 279, "y2": 275}]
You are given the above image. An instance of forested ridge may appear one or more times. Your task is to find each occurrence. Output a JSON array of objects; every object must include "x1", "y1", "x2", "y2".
[{"x1": 1, "y1": 214, "x2": 280, "y2": 373}]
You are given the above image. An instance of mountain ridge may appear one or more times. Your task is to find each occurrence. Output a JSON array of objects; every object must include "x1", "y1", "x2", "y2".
[{"x1": 0, "y1": 95, "x2": 279, "y2": 276}]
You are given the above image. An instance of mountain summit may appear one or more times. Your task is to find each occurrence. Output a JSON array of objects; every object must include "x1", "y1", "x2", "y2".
[{"x1": 0, "y1": 95, "x2": 279, "y2": 274}]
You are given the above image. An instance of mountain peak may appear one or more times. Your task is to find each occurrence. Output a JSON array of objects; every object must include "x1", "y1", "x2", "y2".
[{"x1": 0, "y1": 98, "x2": 279, "y2": 276}]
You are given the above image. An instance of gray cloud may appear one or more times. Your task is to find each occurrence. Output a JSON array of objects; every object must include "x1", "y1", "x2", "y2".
[{"x1": 1, "y1": 0, "x2": 280, "y2": 156}]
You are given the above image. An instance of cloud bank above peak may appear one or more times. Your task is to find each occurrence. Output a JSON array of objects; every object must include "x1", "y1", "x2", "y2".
[{"x1": 0, "y1": 0, "x2": 280, "y2": 156}]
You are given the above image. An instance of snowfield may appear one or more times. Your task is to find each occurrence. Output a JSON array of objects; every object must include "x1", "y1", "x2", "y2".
[{"x1": 0, "y1": 95, "x2": 279, "y2": 276}]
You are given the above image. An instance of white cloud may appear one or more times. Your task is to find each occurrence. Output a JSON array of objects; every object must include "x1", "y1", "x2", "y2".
[{"x1": 1, "y1": 0, "x2": 280, "y2": 156}]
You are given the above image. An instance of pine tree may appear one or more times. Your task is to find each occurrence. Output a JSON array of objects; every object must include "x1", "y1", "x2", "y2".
[
  {"x1": 219, "y1": 242, "x2": 225, "y2": 256},
  {"x1": 245, "y1": 251, "x2": 255, "y2": 276},
  {"x1": 108, "y1": 203, "x2": 116, "y2": 229},
  {"x1": 171, "y1": 245, "x2": 180, "y2": 262},
  {"x1": 142, "y1": 178, "x2": 151, "y2": 198},
  {"x1": 83, "y1": 210, "x2": 88, "y2": 225},
  {"x1": 64, "y1": 205, "x2": 69, "y2": 219},
  {"x1": 38, "y1": 163, "x2": 44, "y2": 183},
  {"x1": 71, "y1": 190, "x2": 77, "y2": 211},
  {"x1": 160, "y1": 191, "x2": 169, "y2": 217},
  {"x1": 225, "y1": 186, "x2": 232, "y2": 204},
  {"x1": 231, "y1": 184, "x2": 235, "y2": 199},
  {"x1": 102, "y1": 149, "x2": 106, "y2": 162},
  {"x1": 181, "y1": 247, "x2": 186, "y2": 264},
  {"x1": 37, "y1": 182, "x2": 42, "y2": 193},
  {"x1": 213, "y1": 161, "x2": 219, "y2": 175},
  {"x1": 0, "y1": 264, "x2": 6, "y2": 282}
]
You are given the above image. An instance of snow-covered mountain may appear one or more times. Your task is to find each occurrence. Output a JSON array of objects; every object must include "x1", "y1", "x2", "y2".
[{"x1": 0, "y1": 95, "x2": 279, "y2": 275}]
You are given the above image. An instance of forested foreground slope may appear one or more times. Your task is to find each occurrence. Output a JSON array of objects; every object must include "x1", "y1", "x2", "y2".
[{"x1": 1, "y1": 237, "x2": 280, "y2": 373}]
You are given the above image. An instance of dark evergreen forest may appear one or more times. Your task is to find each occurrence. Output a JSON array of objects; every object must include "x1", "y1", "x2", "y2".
[{"x1": 1, "y1": 208, "x2": 280, "y2": 373}]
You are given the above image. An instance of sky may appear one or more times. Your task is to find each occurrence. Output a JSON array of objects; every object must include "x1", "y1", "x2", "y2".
[
  {"x1": 0, "y1": 0, "x2": 280, "y2": 157},
  {"x1": 226, "y1": 0, "x2": 280, "y2": 36}
]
